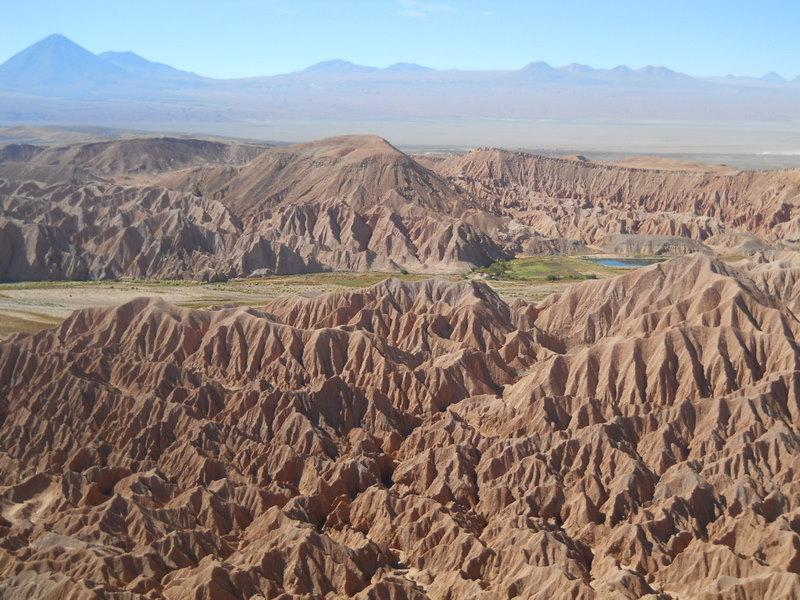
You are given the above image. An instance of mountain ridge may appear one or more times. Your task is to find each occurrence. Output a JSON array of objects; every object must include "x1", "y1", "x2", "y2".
[
  {"x1": 2, "y1": 34, "x2": 799, "y2": 86},
  {"x1": 0, "y1": 34, "x2": 127, "y2": 87},
  {"x1": 98, "y1": 50, "x2": 200, "y2": 80},
  {"x1": 3, "y1": 133, "x2": 800, "y2": 282},
  {"x1": 2, "y1": 34, "x2": 800, "y2": 126}
]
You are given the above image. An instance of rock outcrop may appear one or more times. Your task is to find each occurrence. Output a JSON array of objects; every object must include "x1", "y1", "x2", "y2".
[
  {"x1": 0, "y1": 136, "x2": 268, "y2": 184},
  {"x1": 0, "y1": 137, "x2": 519, "y2": 280}
]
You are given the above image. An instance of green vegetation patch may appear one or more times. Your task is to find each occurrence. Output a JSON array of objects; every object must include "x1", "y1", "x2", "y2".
[
  {"x1": 237, "y1": 271, "x2": 438, "y2": 289},
  {"x1": 474, "y1": 256, "x2": 629, "y2": 282}
]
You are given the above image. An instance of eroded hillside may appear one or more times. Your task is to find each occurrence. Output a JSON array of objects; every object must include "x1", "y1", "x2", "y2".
[
  {"x1": 2, "y1": 256, "x2": 800, "y2": 598},
  {"x1": 2, "y1": 135, "x2": 800, "y2": 282}
]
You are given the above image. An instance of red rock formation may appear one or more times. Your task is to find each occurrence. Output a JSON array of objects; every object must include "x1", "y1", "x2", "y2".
[
  {"x1": 0, "y1": 136, "x2": 268, "y2": 183},
  {"x1": 6, "y1": 135, "x2": 800, "y2": 281},
  {"x1": 0, "y1": 137, "x2": 516, "y2": 280},
  {"x1": 424, "y1": 147, "x2": 800, "y2": 246},
  {"x1": 3, "y1": 257, "x2": 800, "y2": 598}
]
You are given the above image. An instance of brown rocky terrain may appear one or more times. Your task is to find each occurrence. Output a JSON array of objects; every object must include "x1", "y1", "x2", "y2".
[
  {"x1": 0, "y1": 136, "x2": 269, "y2": 184},
  {"x1": 0, "y1": 136, "x2": 521, "y2": 281},
  {"x1": 2, "y1": 255, "x2": 800, "y2": 598},
  {"x1": 2, "y1": 134, "x2": 800, "y2": 282},
  {"x1": 420, "y1": 148, "x2": 800, "y2": 246}
]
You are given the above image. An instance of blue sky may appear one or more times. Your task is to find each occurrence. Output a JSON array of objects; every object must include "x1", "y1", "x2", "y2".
[{"x1": 2, "y1": 0, "x2": 798, "y2": 79}]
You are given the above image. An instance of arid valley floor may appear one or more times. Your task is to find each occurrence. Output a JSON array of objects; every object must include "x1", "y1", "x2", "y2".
[
  {"x1": 3, "y1": 129, "x2": 800, "y2": 599},
  {"x1": 0, "y1": 255, "x2": 633, "y2": 336}
]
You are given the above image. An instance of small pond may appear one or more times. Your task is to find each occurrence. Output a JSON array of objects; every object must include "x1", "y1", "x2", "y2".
[{"x1": 585, "y1": 257, "x2": 666, "y2": 269}]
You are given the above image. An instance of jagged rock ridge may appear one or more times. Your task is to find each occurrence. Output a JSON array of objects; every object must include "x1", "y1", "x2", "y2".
[
  {"x1": 3, "y1": 134, "x2": 800, "y2": 282},
  {"x1": 2, "y1": 256, "x2": 800, "y2": 598}
]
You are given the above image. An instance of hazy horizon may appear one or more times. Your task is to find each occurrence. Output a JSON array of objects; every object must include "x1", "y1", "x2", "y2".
[
  {"x1": 2, "y1": 0, "x2": 799, "y2": 79},
  {"x1": 2, "y1": 5, "x2": 800, "y2": 165}
]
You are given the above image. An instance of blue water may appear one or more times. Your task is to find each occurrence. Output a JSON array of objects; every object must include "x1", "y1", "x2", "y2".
[{"x1": 585, "y1": 257, "x2": 665, "y2": 269}]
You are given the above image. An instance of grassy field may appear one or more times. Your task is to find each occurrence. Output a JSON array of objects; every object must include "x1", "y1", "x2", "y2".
[
  {"x1": 0, "y1": 257, "x2": 649, "y2": 336},
  {"x1": 474, "y1": 256, "x2": 633, "y2": 281},
  {"x1": 466, "y1": 256, "x2": 643, "y2": 301},
  {"x1": 0, "y1": 311, "x2": 63, "y2": 336}
]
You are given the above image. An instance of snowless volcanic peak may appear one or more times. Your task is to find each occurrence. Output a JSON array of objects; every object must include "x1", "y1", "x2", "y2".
[{"x1": 4, "y1": 256, "x2": 800, "y2": 597}]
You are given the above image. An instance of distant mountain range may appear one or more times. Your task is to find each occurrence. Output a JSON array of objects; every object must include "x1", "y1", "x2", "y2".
[
  {"x1": 97, "y1": 50, "x2": 198, "y2": 80},
  {"x1": 0, "y1": 34, "x2": 799, "y2": 136},
  {"x1": 0, "y1": 34, "x2": 200, "y2": 93},
  {"x1": 4, "y1": 34, "x2": 794, "y2": 86}
]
